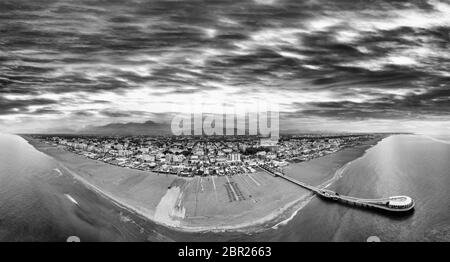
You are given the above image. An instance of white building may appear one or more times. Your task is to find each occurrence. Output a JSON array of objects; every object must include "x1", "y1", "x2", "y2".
[{"x1": 228, "y1": 153, "x2": 241, "y2": 162}]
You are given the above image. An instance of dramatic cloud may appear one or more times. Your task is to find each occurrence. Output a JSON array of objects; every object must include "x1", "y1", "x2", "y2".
[
  {"x1": 0, "y1": 0, "x2": 449, "y2": 134},
  {"x1": 0, "y1": 97, "x2": 57, "y2": 115}
]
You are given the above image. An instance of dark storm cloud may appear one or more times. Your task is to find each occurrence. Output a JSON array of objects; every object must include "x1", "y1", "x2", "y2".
[
  {"x1": 31, "y1": 107, "x2": 63, "y2": 115},
  {"x1": 72, "y1": 110, "x2": 94, "y2": 117},
  {"x1": 0, "y1": 0, "x2": 448, "y2": 123},
  {"x1": 0, "y1": 97, "x2": 57, "y2": 115},
  {"x1": 99, "y1": 109, "x2": 151, "y2": 118},
  {"x1": 287, "y1": 83, "x2": 450, "y2": 120},
  {"x1": 99, "y1": 110, "x2": 133, "y2": 118}
]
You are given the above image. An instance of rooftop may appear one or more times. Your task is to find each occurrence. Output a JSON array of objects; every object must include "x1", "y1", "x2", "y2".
[{"x1": 388, "y1": 196, "x2": 413, "y2": 206}]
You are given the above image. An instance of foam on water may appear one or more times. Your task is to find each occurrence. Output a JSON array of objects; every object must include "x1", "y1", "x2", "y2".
[{"x1": 64, "y1": 194, "x2": 79, "y2": 206}]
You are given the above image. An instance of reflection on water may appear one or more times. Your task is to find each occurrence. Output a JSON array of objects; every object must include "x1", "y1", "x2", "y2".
[{"x1": 0, "y1": 134, "x2": 449, "y2": 241}]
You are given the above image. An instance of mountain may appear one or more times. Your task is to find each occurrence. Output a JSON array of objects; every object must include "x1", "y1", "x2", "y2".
[
  {"x1": 80, "y1": 120, "x2": 171, "y2": 136},
  {"x1": 38, "y1": 127, "x2": 77, "y2": 134}
]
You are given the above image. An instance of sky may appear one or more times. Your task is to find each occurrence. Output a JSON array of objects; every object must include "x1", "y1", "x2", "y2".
[{"x1": 0, "y1": 0, "x2": 449, "y2": 135}]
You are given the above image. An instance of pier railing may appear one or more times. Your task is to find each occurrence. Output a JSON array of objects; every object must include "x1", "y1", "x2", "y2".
[{"x1": 259, "y1": 165, "x2": 414, "y2": 212}]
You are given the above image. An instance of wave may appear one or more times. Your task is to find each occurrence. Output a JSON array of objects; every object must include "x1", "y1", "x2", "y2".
[
  {"x1": 271, "y1": 162, "x2": 353, "y2": 229},
  {"x1": 422, "y1": 135, "x2": 450, "y2": 145},
  {"x1": 64, "y1": 194, "x2": 79, "y2": 206},
  {"x1": 53, "y1": 168, "x2": 63, "y2": 176},
  {"x1": 271, "y1": 194, "x2": 315, "y2": 229}
]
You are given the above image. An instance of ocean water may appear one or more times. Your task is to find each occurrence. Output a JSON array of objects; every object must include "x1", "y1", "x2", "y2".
[
  {"x1": 250, "y1": 134, "x2": 450, "y2": 242},
  {"x1": 0, "y1": 134, "x2": 449, "y2": 241},
  {"x1": 0, "y1": 134, "x2": 171, "y2": 242}
]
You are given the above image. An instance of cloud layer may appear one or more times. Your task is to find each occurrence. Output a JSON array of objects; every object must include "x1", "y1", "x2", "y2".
[{"x1": 0, "y1": 0, "x2": 449, "y2": 134}]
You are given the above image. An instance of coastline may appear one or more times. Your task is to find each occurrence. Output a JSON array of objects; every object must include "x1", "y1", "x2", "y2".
[
  {"x1": 270, "y1": 136, "x2": 387, "y2": 228},
  {"x1": 20, "y1": 135, "x2": 387, "y2": 233}
]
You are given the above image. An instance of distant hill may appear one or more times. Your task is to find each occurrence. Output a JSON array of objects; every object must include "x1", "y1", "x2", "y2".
[{"x1": 80, "y1": 120, "x2": 171, "y2": 136}]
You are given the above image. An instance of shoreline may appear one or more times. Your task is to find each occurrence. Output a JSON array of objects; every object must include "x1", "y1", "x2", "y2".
[
  {"x1": 20, "y1": 135, "x2": 387, "y2": 233},
  {"x1": 270, "y1": 136, "x2": 387, "y2": 229}
]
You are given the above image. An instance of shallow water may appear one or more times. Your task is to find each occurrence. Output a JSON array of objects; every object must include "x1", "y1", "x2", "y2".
[{"x1": 0, "y1": 134, "x2": 171, "y2": 241}]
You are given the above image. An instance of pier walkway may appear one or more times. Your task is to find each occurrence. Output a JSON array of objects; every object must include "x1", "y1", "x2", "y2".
[{"x1": 259, "y1": 165, "x2": 414, "y2": 212}]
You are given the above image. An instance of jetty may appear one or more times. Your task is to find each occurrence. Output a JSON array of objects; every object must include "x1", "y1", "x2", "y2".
[{"x1": 260, "y1": 165, "x2": 415, "y2": 212}]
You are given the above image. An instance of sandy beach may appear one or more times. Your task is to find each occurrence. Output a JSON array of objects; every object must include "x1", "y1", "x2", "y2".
[{"x1": 21, "y1": 135, "x2": 385, "y2": 232}]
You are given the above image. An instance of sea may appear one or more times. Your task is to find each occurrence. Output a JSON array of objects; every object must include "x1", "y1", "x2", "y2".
[{"x1": 0, "y1": 134, "x2": 449, "y2": 241}]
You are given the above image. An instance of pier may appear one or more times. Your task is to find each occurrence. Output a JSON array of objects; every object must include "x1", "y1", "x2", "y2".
[{"x1": 259, "y1": 165, "x2": 415, "y2": 212}]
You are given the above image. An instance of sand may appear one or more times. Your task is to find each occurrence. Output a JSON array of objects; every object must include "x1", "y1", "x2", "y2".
[{"x1": 21, "y1": 135, "x2": 385, "y2": 232}]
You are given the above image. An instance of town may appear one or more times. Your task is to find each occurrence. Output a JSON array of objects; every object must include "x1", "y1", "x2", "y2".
[{"x1": 32, "y1": 134, "x2": 381, "y2": 177}]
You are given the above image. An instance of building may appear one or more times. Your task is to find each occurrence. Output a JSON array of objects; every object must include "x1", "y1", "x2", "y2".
[
  {"x1": 118, "y1": 149, "x2": 132, "y2": 157},
  {"x1": 228, "y1": 152, "x2": 241, "y2": 162},
  {"x1": 141, "y1": 154, "x2": 155, "y2": 162},
  {"x1": 172, "y1": 154, "x2": 185, "y2": 163},
  {"x1": 139, "y1": 147, "x2": 150, "y2": 153},
  {"x1": 260, "y1": 136, "x2": 279, "y2": 152},
  {"x1": 190, "y1": 155, "x2": 199, "y2": 163},
  {"x1": 238, "y1": 143, "x2": 248, "y2": 153}
]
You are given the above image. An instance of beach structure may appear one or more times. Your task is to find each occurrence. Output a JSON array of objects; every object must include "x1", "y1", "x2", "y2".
[{"x1": 260, "y1": 166, "x2": 415, "y2": 212}]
